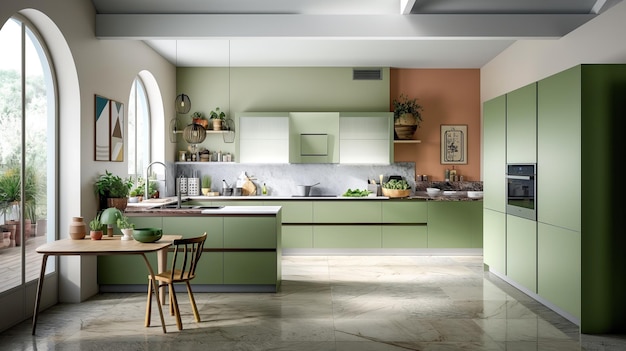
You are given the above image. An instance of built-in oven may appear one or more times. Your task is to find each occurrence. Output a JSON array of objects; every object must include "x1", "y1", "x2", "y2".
[{"x1": 506, "y1": 164, "x2": 536, "y2": 220}]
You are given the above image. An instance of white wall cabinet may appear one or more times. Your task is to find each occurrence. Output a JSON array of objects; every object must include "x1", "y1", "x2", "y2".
[
  {"x1": 238, "y1": 113, "x2": 290, "y2": 163},
  {"x1": 339, "y1": 112, "x2": 393, "y2": 164}
]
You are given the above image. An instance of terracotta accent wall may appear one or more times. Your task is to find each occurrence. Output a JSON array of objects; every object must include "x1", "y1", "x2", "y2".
[{"x1": 390, "y1": 69, "x2": 481, "y2": 181}]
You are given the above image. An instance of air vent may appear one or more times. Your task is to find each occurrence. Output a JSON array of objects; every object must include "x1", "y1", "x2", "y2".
[{"x1": 353, "y1": 68, "x2": 382, "y2": 80}]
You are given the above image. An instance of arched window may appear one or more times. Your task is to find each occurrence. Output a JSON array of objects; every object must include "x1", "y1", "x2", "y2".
[
  {"x1": 127, "y1": 77, "x2": 150, "y2": 185},
  {"x1": 0, "y1": 16, "x2": 56, "y2": 293}
]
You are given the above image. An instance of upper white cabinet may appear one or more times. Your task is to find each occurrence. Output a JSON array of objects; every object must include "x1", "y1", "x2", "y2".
[
  {"x1": 238, "y1": 113, "x2": 290, "y2": 163},
  {"x1": 339, "y1": 112, "x2": 393, "y2": 164}
]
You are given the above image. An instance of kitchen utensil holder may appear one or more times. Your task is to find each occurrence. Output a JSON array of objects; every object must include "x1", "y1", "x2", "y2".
[
  {"x1": 187, "y1": 178, "x2": 200, "y2": 196},
  {"x1": 179, "y1": 177, "x2": 188, "y2": 194}
]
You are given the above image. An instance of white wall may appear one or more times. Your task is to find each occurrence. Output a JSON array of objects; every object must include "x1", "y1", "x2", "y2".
[
  {"x1": 481, "y1": 1, "x2": 626, "y2": 101},
  {"x1": 1, "y1": 0, "x2": 175, "y2": 307}
]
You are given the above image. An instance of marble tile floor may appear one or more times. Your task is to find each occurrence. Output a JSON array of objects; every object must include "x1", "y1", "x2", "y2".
[{"x1": 2, "y1": 255, "x2": 626, "y2": 350}]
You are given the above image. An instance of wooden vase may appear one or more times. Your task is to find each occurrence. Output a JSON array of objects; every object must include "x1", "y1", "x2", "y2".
[{"x1": 69, "y1": 216, "x2": 86, "y2": 240}]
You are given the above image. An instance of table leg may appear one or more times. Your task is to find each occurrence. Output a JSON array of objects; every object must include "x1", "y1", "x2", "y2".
[
  {"x1": 140, "y1": 253, "x2": 167, "y2": 333},
  {"x1": 157, "y1": 246, "x2": 168, "y2": 305},
  {"x1": 32, "y1": 254, "x2": 49, "y2": 335}
]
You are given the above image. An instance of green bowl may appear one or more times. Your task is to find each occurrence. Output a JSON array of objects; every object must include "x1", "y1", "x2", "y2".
[{"x1": 132, "y1": 228, "x2": 163, "y2": 243}]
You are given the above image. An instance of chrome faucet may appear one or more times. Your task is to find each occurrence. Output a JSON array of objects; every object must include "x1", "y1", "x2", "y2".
[{"x1": 145, "y1": 161, "x2": 167, "y2": 199}]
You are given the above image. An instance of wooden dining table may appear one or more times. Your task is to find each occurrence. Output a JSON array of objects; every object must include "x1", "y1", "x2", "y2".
[{"x1": 32, "y1": 235, "x2": 181, "y2": 335}]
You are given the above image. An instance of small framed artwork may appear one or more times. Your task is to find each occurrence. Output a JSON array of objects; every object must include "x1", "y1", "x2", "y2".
[
  {"x1": 94, "y1": 95, "x2": 110, "y2": 161},
  {"x1": 94, "y1": 94, "x2": 124, "y2": 161},
  {"x1": 440, "y1": 124, "x2": 467, "y2": 164}
]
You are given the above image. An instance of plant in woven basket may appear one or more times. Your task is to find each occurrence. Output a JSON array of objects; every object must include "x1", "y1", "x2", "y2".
[{"x1": 392, "y1": 94, "x2": 423, "y2": 127}]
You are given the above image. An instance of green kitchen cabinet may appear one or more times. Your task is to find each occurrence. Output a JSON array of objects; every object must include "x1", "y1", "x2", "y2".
[
  {"x1": 482, "y1": 209, "x2": 506, "y2": 274},
  {"x1": 282, "y1": 225, "x2": 313, "y2": 248},
  {"x1": 537, "y1": 66, "x2": 581, "y2": 232},
  {"x1": 313, "y1": 225, "x2": 382, "y2": 248},
  {"x1": 289, "y1": 112, "x2": 340, "y2": 163},
  {"x1": 224, "y1": 252, "x2": 278, "y2": 285},
  {"x1": 427, "y1": 201, "x2": 483, "y2": 248},
  {"x1": 263, "y1": 200, "x2": 313, "y2": 223},
  {"x1": 506, "y1": 215, "x2": 537, "y2": 292},
  {"x1": 537, "y1": 222, "x2": 580, "y2": 320},
  {"x1": 506, "y1": 82, "x2": 537, "y2": 163},
  {"x1": 223, "y1": 216, "x2": 277, "y2": 248},
  {"x1": 482, "y1": 95, "x2": 506, "y2": 213},
  {"x1": 313, "y1": 201, "x2": 381, "y2": 223},
  {"x1": 382, "y1": 200, "x2": 427, "y2": 223},
  {"x1": 382, "y1": 225, "x2": 427, "y2": 248},
  {"x1": 98, "y1": 216, "x2": 163, "y2": 285}
]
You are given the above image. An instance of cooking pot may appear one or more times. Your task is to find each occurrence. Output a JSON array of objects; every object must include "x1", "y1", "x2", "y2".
[{"x1": 296, "y1": 182, "x2": 320, "y2": 197}]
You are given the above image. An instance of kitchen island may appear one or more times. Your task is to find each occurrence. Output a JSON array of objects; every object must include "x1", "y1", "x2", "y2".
[{"x1": 98, "y1": 206, "x2": 281, "y2": 293}]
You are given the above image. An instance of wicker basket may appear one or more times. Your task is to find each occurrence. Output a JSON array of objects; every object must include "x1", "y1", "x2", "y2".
[{"x1": 382, "y1": 188, "x2": 411, "y2": 198}]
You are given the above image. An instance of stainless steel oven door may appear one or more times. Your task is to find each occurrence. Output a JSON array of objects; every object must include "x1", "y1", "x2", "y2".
[{"x1": 506, "y1": 164, "x2": 536, "y2": 220}]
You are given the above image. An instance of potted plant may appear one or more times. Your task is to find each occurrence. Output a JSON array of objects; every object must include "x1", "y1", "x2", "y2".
[
  {"x1": 94, "y1": 170, "x2": 132, "y2": 211},
  {"x1": 191, "y1": 111, "x2": 209, "y2": 129},
  {"x1": 89, "y1": 213, "x2": 103, "y2": 240},
  {"x1": 116, "y1": 213, "x2": 135, "y2": 241},
  {"x1": 392, "y1": 94, "x2": 424, "y2": 140},
  {"x1": 209, "y1": 107, "x2": 226, "y2": 131},
  {"x1": 201, "y1": 175, "x2": 211, "y2": 196}
]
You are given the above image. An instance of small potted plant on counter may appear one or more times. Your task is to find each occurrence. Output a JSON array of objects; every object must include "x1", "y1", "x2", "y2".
[
  {"x1": 209, "y1": 107, "x2": 226, "y2": 131},
  {"x1": 381, "y1": 179, "x2": 411, "y2": 198},
  {"x1": 89, "y1": 213, "x2": 103, "y2": 240},
  {"x1": 201, "y1": 175, "x2": 211, "y2": 196},
  {"x1": 94, "y1": 170, "x2": 133, "y2": 211}
]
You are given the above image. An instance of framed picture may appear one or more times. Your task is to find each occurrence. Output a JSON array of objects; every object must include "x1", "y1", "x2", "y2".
[
  {"x1": 94, "y1": 95, "x2": 110, "y2": 161},
  {"x1": 94, "y1": 95, "x2": 124, "y2": 162},
  {"x1": 440, "y1": 124, "x2": 467, "y2": 164}
]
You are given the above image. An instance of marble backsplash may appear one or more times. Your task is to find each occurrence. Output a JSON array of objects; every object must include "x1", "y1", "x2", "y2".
[{"x1": 164, "y1": 162, "x2": 482, "y2": 196}]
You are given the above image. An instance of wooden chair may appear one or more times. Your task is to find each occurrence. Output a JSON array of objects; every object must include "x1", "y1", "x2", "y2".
[{"x1": 146, "y1": 232, "x2": 207, "y2": 330}]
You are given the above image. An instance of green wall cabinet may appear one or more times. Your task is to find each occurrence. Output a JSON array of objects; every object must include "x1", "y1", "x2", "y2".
[
  {"x1": 506, "y1": 82, "x2": 537, "y2": 163},
  {"x1": 506, "y1": 215, "x2": 537, "y2": 292},
  {"x1": 427, "y1": 201, "x2": 483, "y2": 248},
  {"x1": 289, "y1": 112, "x2": 340, "y2": 163}
]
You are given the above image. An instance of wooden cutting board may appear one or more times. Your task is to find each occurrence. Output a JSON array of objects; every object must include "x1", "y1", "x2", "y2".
[{"x1": 242, "y1": 179, "x2": 257, "y2": 196}]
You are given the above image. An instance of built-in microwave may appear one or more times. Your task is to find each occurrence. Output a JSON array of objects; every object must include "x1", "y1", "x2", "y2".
[{"x1": 506, "y1": 164, "x2": 536, "y2": 220}]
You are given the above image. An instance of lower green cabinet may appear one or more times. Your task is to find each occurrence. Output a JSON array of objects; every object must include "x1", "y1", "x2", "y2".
[
  {"x1": 224, "y1": 252, "x2": 278, "y2": 285},
  {"x1": 427, "y1": 201, "x2": 483, "y2": 248},
  {"x1": 382, "y1": 225, "x2": 427, "y2": 248},
  {"x1": 506, "y1": 215, "x2": 537, "y2": 292},
  {"x1": 483, "y1": 209, "x2": 506, "y2": 273},
  {"x1": 537, "y1": 222, "x2": 581, "y2": 320},
  {"x1": 282, "y1": 225, "x2": 313, "y2": 248},
  {"x1": 313, "y1": 225, "x2": 382, "y2": 248},
  {"x1": 100, "y1": 212, "x2": 280, "y2": 291}
]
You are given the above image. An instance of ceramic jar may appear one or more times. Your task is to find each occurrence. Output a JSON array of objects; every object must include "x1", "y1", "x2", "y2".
[{"x1": 69, "y1": 216, "x2": 86, "y2": 240}]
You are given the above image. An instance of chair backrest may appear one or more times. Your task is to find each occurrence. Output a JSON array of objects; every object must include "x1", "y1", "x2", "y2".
[{"x1": 169, "y1": 232, "x2": 207, "y2": 281}]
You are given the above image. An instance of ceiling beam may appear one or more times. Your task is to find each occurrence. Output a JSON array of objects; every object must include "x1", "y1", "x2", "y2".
[{"x1": 96, "y1": 13, "x2": 595, "y2": 40}]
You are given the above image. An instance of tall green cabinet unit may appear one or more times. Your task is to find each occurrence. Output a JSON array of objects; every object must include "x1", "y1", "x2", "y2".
[
  {"x1": 484, "y1": 64, "x2": 626, "y2": 334},
  {"x1": 537, "y1": 65, "x2": 626, "y2": 334},
  {"x1": 505, "y1": 82, "x2": 538, "y2": 295},
  {"x1": 482, "y1": 95, "x2": 507, "y2": 274}
]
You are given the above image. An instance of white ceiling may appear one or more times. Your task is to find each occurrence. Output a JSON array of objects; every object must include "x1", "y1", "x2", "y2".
[{"x1": 92, "y1": 0, "x2": 622, "y2": 68}]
